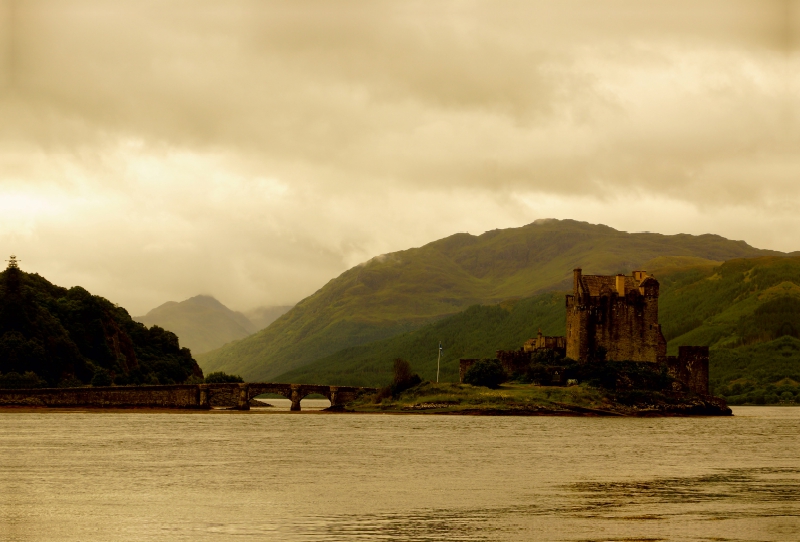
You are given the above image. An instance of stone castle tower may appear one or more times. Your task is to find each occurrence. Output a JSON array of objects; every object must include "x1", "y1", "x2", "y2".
[{"x1": 566, "y1": 268, "x2": 667, "y2": 363}]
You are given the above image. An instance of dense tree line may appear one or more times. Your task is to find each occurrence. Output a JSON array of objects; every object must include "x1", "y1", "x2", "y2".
[{"x1": 0, "y1": 267, "x2": 203, "y2": 388}]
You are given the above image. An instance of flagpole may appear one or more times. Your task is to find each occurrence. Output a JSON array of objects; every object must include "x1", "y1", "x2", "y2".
[{"x1": 436, "y1": 342, "x2": 442, "y2": 383}]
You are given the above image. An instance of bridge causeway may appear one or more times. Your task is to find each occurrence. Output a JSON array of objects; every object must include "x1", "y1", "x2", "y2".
[{"x1": 0, "y1": 383, "x2": 378, "y2": 411}]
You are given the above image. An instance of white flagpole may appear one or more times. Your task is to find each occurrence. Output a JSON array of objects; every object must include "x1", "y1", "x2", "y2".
[{"x1": 436, "y1": 342, "x2": 442, "y2": 383}]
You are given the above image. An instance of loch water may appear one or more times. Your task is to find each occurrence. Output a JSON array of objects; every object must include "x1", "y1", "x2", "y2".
[{"x1": 0, "y1": 404, "x2": 797, "y2": 541}]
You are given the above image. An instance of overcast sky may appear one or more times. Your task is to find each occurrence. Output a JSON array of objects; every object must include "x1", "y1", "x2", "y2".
[{"x1": 1, "y1": 1, "x2": 798, "y2": 314}]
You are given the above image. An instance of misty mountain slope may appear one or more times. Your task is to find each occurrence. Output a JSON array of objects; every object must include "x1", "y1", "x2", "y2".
[
  {"x1": 244, "y1": 305, "x2": 294, "y2": 331},
  {"x1": 198, "y1": 219, "x2": 778, "y2": 381},
  {"x1": 135, "y1": 295, "x2": 256, "y2": 355},
  {"x1": 278, "y1": 257, "x2": 800, "y2": 398}
]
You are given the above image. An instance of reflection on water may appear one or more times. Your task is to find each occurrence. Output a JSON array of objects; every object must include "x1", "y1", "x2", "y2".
[
  {"x1": 251, "y1": 398, "x2": 332, "y2": 411},
  {"x1": 0, "y1": 406, "x2": 798, "y2": 541}
]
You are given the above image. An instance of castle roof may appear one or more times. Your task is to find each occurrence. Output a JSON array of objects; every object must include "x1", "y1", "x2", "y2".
[{"x1": 578, "y1": 273, "x2": 656, "y2": 297}]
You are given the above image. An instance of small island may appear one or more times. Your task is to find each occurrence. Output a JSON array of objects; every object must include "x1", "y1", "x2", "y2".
[{"x1": 347, "y1": 373, "x2": 731, "y2": 417}]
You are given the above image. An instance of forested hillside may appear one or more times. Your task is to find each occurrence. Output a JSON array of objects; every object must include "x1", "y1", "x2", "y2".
[
  {"x1": 0, "y1": 265, "x2": 202, "y2": 388},
  {"x1": 199, "y1": 219, "x2": 775, "y2": 381},
  {"x1": 658, "y1": 256, "x2": 800, "y2": 404},
  {"x1": 278, "y1": 256, "x2": 800, "y2": 406}
]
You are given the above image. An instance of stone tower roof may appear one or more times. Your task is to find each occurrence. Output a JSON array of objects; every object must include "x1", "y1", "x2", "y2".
[{"x1": 575, "y1": 270, "x2": 655, "y2": 297}]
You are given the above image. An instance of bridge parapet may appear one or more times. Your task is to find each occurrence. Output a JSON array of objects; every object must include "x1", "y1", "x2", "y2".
[{"x1": 0, "y1": 383, "x2": 378, "y2": 411}]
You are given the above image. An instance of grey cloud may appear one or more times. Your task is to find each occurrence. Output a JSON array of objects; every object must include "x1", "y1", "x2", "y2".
[{"x1": 1, "y1": 1, "x2": 799, "y2": 312}]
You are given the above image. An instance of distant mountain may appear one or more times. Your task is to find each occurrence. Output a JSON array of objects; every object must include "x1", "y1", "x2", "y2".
[
  {"x1": 135, "y1": 295, "x2": 257, "y2": 354},
  {"x1": 198, "y1": 219, "x2": 780, "y2": 381},
  {"x1": 244, "y1": 305, "x2": 294, "y2": 331},
  {"x1": 280, "y1": 255, "x2": 800, "y2": 406},
  {"x1": 0, "y1": 265, "x2": 202, "y2": 386}
]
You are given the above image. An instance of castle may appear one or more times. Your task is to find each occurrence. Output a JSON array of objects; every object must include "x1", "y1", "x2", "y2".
[{"x1": 460, "y1": 268, "x2": 709, "y2": 395}]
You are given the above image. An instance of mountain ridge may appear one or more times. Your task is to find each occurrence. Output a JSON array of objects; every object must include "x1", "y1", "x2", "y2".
[
  {"x1": 277, "y1": 255, "x2": 800, "y2": 407},
  {"x1": 198, "y1": 219, "x2": 784, "y2": 381}
]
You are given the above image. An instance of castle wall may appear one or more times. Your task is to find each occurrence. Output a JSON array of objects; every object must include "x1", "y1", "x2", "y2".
[
  {"x1": 496, "y1": 350, "x2": 532, "y2": 376},
  {"x1": 523, "y1": 334, "x2": 566, "y2": 354},
  {"x1": 566, "y1": 295, "x2": 590, "y2": 361},
  {"x1": 0, "y1": 384, "x2": 206, "y2": 408},
  {"x1": 663, "y1": 347, "x2": 709, "y2": 395}
]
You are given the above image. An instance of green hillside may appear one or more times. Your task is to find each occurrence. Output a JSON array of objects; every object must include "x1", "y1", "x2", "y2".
[
  {"x1": 0, "y1": 264, "x2": 203, "y2": 387},
  {"x1": 199, "y1": 219, "x2": 777, "y2": 381},
  {"x1": 658, "y1": 256, "x2": 800, "y2": 349},
  {"x1": 277, "y1": 292, "x2": 566, "y2": 387},
  {"x1": 135, "y1": 295, "x2": 257, "y2": 354},
  {"x1": 657, "y1": 256, "x2": 800, "y2": 403},
  {"x1": 278, "y1": 256, "x2": 800, "y2": 405}
]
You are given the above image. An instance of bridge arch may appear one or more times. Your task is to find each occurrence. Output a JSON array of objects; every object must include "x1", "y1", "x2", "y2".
[{"x1": 199, "y1": 383, "x2": 376, "y2": 411}]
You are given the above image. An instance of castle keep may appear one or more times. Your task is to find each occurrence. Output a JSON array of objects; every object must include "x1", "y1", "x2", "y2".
[{"x1": 566, "y1": 269, "x2": 666, "y2": 363}]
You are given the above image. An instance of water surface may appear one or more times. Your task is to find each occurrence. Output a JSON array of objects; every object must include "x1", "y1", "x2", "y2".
[{"x1": 1, "y1": 406, "x2": 797, "y2": 541}]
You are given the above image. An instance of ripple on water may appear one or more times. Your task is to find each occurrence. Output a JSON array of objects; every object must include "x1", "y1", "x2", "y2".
[{"x1": 0, "y1": 406, "x2": 798, "y2": 541}]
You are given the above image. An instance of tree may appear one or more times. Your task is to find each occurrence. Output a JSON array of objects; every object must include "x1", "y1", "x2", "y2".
[
  {"x1": 204, "y1": 371, "x2": 244, "y2": 383},
  {"x1": 464, "y1": 359, "x2": 507, "y2": 389},
  {"x1": 390, "y1": 358, "x2": 421, "y2": 395},
  {"x1": 91, "y1": 368, "x2": 113, "y2": 387}
]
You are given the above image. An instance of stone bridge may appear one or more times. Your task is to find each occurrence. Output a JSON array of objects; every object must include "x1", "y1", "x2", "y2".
[
  {"x1": 204, "y1": 383, "x2": 377, "y2": 411},
  {"x1": 0, "y1": 383, "x2": 378, "y2": 411}
]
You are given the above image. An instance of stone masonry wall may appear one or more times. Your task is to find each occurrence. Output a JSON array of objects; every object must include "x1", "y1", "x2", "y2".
[
  {"x1": 0, "y1": 384, "x2": 204, "y2": 408},
  {"x1": 663, "y1": 346, "x2": 710, "y2": 395}
]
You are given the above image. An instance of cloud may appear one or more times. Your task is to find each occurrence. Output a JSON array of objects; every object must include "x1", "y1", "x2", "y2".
[{"x1": 0, "y1": 1, "x2": 798, "y2": 313}]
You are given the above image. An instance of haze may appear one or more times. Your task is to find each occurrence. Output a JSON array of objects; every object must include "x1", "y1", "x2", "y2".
[{"x1": 1, "y1": 1, "x2": 798, "y2": 315}]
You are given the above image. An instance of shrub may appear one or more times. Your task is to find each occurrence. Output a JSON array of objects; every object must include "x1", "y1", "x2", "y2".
[
  {"x1": 530, "y1": 348, "x2": 565, "y2": 366},
  {"x1": 563, "y1": 360, "x2": 674, "y2": 392},
  {"x1": 57, "y1": 376, "x2": 85, "y2": 388},
  {"x1": 463, "y1": 359, "x2": 507, "y2": 389},
  {"x1": 376, "y1": 359, "x2": 422, "y2": 400},
  {"x1": 524, "y1": 363, "x2": 551, "y2": 385},
  {"x1": 0, "y1": 371, "x2": 47, "y2": 389},
  {"x1": 91, "y1": 368, "x2": 113, "y2": 387},
  {"x1": 204, "y1": 371, "x2": 244, "y2": 383}
]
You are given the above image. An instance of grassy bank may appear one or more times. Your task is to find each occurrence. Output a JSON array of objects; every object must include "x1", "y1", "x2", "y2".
[{"x1": 348, "y1": 381, "x2": 731, "y2": 417}]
